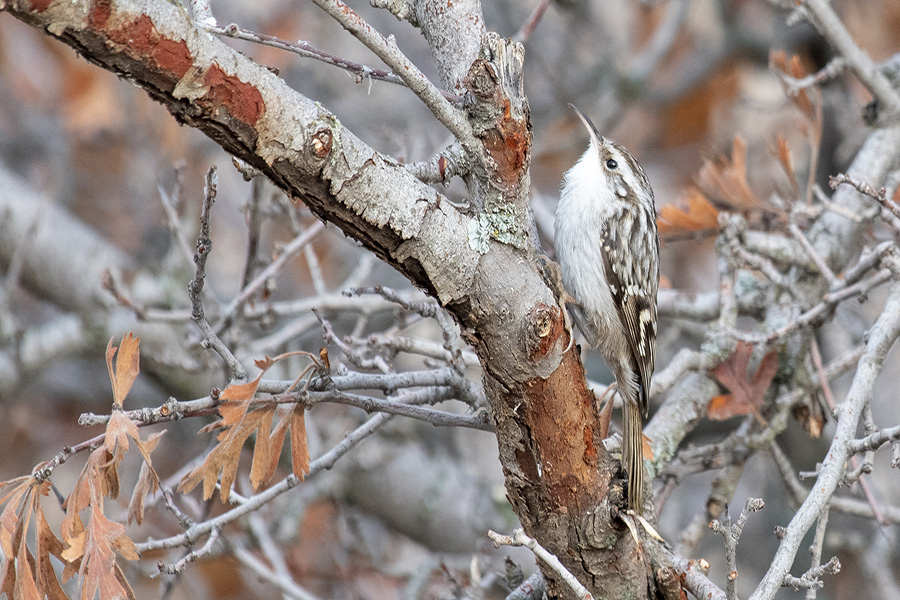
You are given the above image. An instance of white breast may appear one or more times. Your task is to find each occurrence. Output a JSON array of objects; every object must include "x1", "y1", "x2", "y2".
[{"x1": 555, "y1": 146, "x2": 630, "y2": 362}]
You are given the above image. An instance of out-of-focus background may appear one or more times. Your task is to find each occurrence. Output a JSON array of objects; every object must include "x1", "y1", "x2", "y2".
[{"x1": 1, "y1": 0, "x2": 899, "y2": 598}]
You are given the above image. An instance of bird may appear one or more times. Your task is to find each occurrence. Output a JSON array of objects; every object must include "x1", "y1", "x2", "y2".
[{"x1": 554, "y1": 105, "x2": 660, "y2": 514}]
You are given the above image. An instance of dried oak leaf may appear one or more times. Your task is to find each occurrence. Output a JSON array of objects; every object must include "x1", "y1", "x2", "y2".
[
  {"x1": 698, "y1": 136, "x2": 757, "y2": 210},
  {"x1": 63, "y1": 507, "x2": 137, "y2": 600},
  {"x1": 658, "y1": 188, "x2": 720, "y2": 234},
  {"x1": 770, "y1": 51, "x2": 815, "y2": 118},
  {"x1": 179, "y1": 356, "x2": 312, "y2": 501},
  {"x1": 105, "y1": 333, "x2": 140, "y2": 408},
  {"x1": 771, "y1": 133, "x2": 800, "y2": 197},
  {"x1": 709, "y1": 342, "x2": 778, "y2": 423}
]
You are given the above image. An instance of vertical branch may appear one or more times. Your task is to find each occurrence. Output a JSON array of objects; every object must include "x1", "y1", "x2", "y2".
[{"x1": 189, "y1": 166, "x2": 248, "y2": 381}]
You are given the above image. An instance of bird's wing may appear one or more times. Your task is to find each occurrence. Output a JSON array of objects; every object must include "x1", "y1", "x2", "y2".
[{"x1": 600, "y1": 211, "x2": 659, "y2": 416}]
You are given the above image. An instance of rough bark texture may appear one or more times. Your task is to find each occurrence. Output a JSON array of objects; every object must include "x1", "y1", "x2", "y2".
[{"x1": 0, "y1": 0, "x2": 658, "y2": 596}]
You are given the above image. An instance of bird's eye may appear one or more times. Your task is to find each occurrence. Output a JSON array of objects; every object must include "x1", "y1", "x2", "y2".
[{"x1": 606, "y1": 159, "x2": 618, "y2": 170}]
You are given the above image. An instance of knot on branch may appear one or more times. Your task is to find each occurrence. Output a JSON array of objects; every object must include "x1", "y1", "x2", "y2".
[
  {"x1": 525, "y1": 302, "x2": 564, "y2": 361},
  {"x1": 311, "y1": 128, "x2": 333, "y2": 158}
]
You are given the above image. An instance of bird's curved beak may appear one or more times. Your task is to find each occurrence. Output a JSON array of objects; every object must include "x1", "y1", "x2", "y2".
[{"x1": 568, "y1": 103, "x2": 604, "y2": 148}]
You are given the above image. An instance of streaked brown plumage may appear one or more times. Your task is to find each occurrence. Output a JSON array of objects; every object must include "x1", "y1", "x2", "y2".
[{"x1": 555, "y1": 105, "x2": 659, "y2": 514}]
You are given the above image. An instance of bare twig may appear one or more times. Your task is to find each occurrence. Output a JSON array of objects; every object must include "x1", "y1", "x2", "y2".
[
  {"x1": 782, "y1": 556, "x2": 841, "y2": 591},
  {"x1": 233, "y1": 543, "x2": 321, "y2": 600},
  {"x1": 709, "y1": 498, "x2": 765, "y2": 600},
  {"x1": 830, "y1": 173, "x2": 900, "y2": 220},
  {"x1": 812, "y1": 339, "x2": 886, "y2": 524},
  {"x1": 488, "y1": 529, "x2": 594, "y2": 600},
  {"x1": 775, "y1": 57, "x2": 847, "y2": 95},
  {"x1": 205, "y1": 22, "x2": 439, "y2": 96},
  {"x1": 221, "y1": 221, "x2": 326, "y2": 321},
  {"x1": 662, "y1": 552, "x2": 724, "y2": 600},
  {"x1": 789, "y1": 222, "x2": 836, "y2": 286},
  {"x1": 805, "y1": 503, "x2": 830, "y2": 600},
  {"x1": 797, "y1": 0, "x2": 900, "y2": 120},
  {"x1": 137, "y1": 411, "x2": 393, "y2": 554},
  {"x1": 189, "y1": 166, "x2": 248, "y2": 381},
  {"x1": 307, "y1": 0, "x2": 478, "y2": 152},
  {"x1": 512, "y1": 0, "x2": 552, "y2": 43},
  {"x1": 155, "y1": 526, "x2": 221, "y2": 576},
  {"x1": 404, "y1": 141, "x2": 472, "y2": 184}
]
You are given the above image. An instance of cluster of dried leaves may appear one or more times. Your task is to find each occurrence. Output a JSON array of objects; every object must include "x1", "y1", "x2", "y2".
[
  {"x1": 0, "y1": 334, "x2": 151, "y2": 599},
  {"x1": 178, "y1": 353, "x2": 311, "y2": 503},
  {"x1": 0, "y1": 336, "x2": 313, "y2": 599},
  {"x1": 661, "y1": 52, "x2": 825, "y2": 424}
]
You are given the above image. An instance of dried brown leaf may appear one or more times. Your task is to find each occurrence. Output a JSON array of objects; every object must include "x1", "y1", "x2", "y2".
[
  {"x1": 291, "y1": 408, "x2": 310, "y2": 481},
  {"x1": 770, "y1": 51, "x2": 814, "y2": 118},
  {"x1": 104, "y1": 411, "x2": 138, "y2": 458},
  {"x1": 106, "y1": 334, "x2": 140, "y2": 408},
  {"x1": 697, "y1": 137, "x2": 757, "y2": 210},
  {"x1": 77, "y1": 508, "x2": 136, "y2": 600},
  {"x1": 254, "y1": 355, "x2": 276, "y2": 371},
  {"x1": 35, "y1": 508, "x2": 68, "y2": 600},
  {"x1": 127, "y1": 462, "x2": 155, "y2": 527},
  {"x1": 658, "y1": 189, "x2": 720, "y2": 233},
  {"x1": 709, "y1": 342, "x2": 778, "y2": 423},
  {"x1": 261, "y1": 411, "x2": 291, "y2": 485},
  {"x1": 179, "y1": 409, "x2": 270, "y2": 502},
  {"x1": 775, "y1": 135, "x2": 799, "y2": 195},
  {"x1": 16, "y1": 533, "x2": 40, "y2": 600},
  {"x1": 249, "y1": 407, "x2": 276, "y2": 489}
]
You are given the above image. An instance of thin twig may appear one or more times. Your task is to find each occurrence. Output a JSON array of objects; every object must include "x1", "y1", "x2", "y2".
[
  {"x1": 811, "y1": 338, "x2": 886, "y2": 524},
  {"x1": 155, "y1": 526, "x2": 221, "y2": 576},
  {"x1": 830, "y1": 173, "x2": 900, "y2": 220},
  {"x1": 797, "y1": 0, "x2": 900, "y2": 119},
  {"x1": 782, "y1": 557, "x2": 841, "y2": 591},
  {"x1": 306, "y1": 0, "x2": 478, "y2": 152},
  {"x1": 488, "y1": 529, "x2": 594, "y2": 600},
  {"x1": 221, "y1": 221, "x2": 326, "y2": 321},
  {"x1": 709, "y1": 498, "x2": 765, "y2": 600},
  {"x1": 205, "y1": 22, "x2": 446, "y2": 97},
  {"x1": 805, "y1": 503, "x2": 830, "y2": 600},
  {"x1": 189, "y1": 166, "x2": 248, "y2": 381},
  {"x1": 512, "y1": 0, "x2": 552, "y2": 43},
  {"x1": 136, "y1": 411, "x2": 394, "y2": 554},
  {"x1": 749, "y1": 254, "x2": 900, "y2": 600}
]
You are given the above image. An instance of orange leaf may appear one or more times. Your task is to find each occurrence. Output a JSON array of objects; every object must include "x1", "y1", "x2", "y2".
[
  {"x1": 179, "y1": 409, "x2": 270, "y2": 502},
  {"x1": 35, "y1": 507, "x2": 68, "y2": 600},
  {"x1": 641, "y1": 433, "x2": 654, "y2": 462},
  {"x1": 697, "y1": 136, "x2": 757, "y2": 210},
  {"x1": 772, "y1": 134, "x2": 799, "y2": 196},
  {"x1": 61, "y1": 530, "x2": 86, "y2": 563},
  {"x1": 16, "y1": 532, "x2": 40, "y2": 600},
  {"x1": 254, "y1": 356, "x2": 276, "y2": 371},
  {"x1": 770, "y1": 51, "x2": 814, "y2": 118},
  {"x1": 104, "y1": 411, "x2": 139, "y2": 458},
  {"x1": 709, "y1": 342, "x2": 778, "y2": 423},
  {"x1": 106, "y1": 334, "x2": 140, "y2": 408},
  {"x1": 220, "y1": 374, "x2": 263, "y2": 404},
  {"x1": 249, "y1": 408, "x2": 276, "y2": 489},
  {"x1": 658, "y1": 189, "x2": 720, "y2": 233},
  {"x1": 78, "y1": 508, "x2": 136, "y2": 600},
  {"x1": 291, "y1": 409, "x2": 310, "y2": 481}
]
